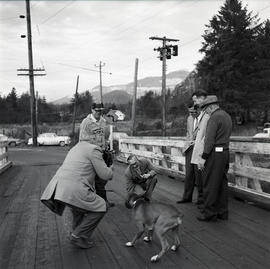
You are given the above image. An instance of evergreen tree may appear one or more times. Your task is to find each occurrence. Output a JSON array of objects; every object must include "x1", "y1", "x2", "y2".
[{"x1": 197, "y1": 0, "x2": 262, "y2": 120}]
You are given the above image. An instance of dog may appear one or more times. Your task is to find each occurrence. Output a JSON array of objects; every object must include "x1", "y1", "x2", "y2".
[{"x1": 125, "y1": 193, "x2": 184, "y2": 262}]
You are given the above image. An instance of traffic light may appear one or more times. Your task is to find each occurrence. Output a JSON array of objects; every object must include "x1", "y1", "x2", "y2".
[
  {"x1": 172, "y1": 45, "x2": 178, "y2": 56},
  {"x1": 159, "y1": 50, "x2": 163, "y2": 61},
  {"x1": 166, "y1": 47, "x2": 171, "y2": 59}
]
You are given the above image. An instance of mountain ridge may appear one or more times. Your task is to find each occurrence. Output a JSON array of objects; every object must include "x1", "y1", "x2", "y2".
[{"x1": 51, "y1": 69, "x2": 189, "y2": 105}]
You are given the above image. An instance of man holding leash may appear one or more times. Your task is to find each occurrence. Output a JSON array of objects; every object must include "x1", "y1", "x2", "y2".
[
  {"x1": 196, "y1": 95, "x2": 232, "y2": 222},
  {"x1": 125, "y1": 155, "x2": 159, "y2": 201},
  {"x1": 80, "y1": 102, "x2": 115, "y2": 207}
]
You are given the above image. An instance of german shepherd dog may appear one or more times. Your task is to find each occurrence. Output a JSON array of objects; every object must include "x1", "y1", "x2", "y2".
[{"x1": 125, "y1": 193, "x2": 184, "y2": 262}]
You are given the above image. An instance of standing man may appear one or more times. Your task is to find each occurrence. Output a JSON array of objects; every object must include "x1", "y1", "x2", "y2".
[
  {"x1": 197, "y1": 95, "x2": 232, "y2": 222},
  {"x1": 190, "y1": 90, "x2": 209, "y2": 205},
  {"x1": 79, "y1": 103, "x2": 115, "y2": 207},
  {"x1": 177, "y1": 103, "x2": 199, "y2": 203},
  {"x1": 177, "y1": 90, "x2": 208, "y2": 204}
]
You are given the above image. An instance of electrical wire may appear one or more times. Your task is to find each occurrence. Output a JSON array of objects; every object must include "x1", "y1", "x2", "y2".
[{"x1": 39, "y1": 0, "x2": 76, "y2": 25}]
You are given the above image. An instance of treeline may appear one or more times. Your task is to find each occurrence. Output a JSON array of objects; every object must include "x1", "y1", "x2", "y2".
[{"x1": 0, "y1": 88, "x2": 59, "y2": 124}]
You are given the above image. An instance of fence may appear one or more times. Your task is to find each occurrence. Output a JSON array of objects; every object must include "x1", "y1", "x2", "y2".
[
  {"x1": 0, "y1": 141, "x2": 12, "y2": 174},
  {"x1": 118, "y1": 136, "x2": 270, "y2": 208}
]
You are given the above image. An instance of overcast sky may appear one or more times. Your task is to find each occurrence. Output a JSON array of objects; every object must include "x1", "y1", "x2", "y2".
[{"x1": 0, "y1": 0, "x2": 269, "y2": 101}]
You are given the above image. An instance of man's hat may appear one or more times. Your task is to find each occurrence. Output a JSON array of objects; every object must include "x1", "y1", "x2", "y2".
[
  {"x1": 92, "y1": 102, "x2": 104, "y2": 111},
  {"x1": 200, "y1": 95, "x2": 219, "y2": 108}
]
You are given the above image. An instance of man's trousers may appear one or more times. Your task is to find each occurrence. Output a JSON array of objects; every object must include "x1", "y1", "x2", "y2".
[
  {"x1": 71, "y1": 209, "x2": 105, "y2": 239},
  {"x1": 182, "y1": 147, "x2": 203, "y2": 202},
  {"x1": 202, "y1": 150, "x2": 229, "y2": 217}
]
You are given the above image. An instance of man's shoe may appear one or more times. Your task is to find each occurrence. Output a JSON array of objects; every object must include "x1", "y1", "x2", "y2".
[
  {"x1": 176, "y1": 199, "x2": 192, "y2": 204},
  {"x1": 217, "y1": 212, "x2": 228, "y2": 220},
  {"x1": 197, "y1": 214, "x2": 217, "y2": 222},
  {"x1": 68, "y1": 234, "x2": 94, "y2": 249}
]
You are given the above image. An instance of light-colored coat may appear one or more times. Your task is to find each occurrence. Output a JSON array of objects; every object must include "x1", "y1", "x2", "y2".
[
  {"x1": 191, "y1": 111, "x2": 210, "y2": 165},
  {"x1": 183, "y1": 115, "x2": 197, "y2": 153},
  {"x1": 41, "y1": 142, "x2": 113, "y2": 214}
]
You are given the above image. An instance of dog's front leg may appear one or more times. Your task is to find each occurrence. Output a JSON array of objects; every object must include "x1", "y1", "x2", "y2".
[
  {"x1": 143, "y1": 226, "x2": 154, "y2": 242},
  {"x1": 125, "y1": 223, "x2": 145, "y2": 247}
]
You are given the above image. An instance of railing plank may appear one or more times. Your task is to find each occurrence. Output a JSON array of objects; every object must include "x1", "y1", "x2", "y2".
[
  {"x1": 230, "y1": 141, "x2": 270, "y2": 155},
  {"x1": 234, "y1": 165, "x2": 270, "y2": 183},
  {"x1": 120, "y1": 149, "x2": 185, "y2": 165},
  {"x1": 120, "y1": 138, "x2": 186, "y2": 148}
]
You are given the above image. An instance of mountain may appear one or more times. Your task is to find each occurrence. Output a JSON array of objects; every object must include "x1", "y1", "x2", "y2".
[
  {"x1": 103, "y1": 90, "x2": 132, "y2": 104},
  {"x1": 91, "y1": 69, "x2": 189, "y2": 102},
  {"x1": 51, "y1": 69, "x2": 190, "y2": 104},
  {"x1": 51, "y1": 96, "x2": 72, "y2": 105}
]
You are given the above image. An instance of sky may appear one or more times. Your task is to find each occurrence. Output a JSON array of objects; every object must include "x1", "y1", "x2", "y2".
[{"x1": 0, "y1": 0, "x2": 270, "y2": 101}]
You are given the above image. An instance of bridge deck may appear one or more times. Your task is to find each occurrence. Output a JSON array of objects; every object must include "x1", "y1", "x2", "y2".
[{"x1": 0, "y1": 147, "x2": 269, "y2": 269}]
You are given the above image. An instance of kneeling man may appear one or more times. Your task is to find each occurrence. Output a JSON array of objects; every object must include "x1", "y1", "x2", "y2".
[{"x1": 125, "y1": 155, "x2": 158, "y2": 201}]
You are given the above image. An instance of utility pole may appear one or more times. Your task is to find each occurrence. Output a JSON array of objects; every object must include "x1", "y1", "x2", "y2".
[
  {"x1": 95, "y1": 61, "x2": 106, "y2": 104},
  {"x1": 18, "y1": 0, "x2": 46, "y2": 146},
  {"x1": 131, "y1": 58, "x2": 139, "y2": 136},
  {"x1": 35, "y1": 91, "x2": 38, "y2": 126},
  {"x1": 26, "y1": 0, "x2": 37, "y2": 146},
  {"x1": 149, "y1": 36, "x2": 179, "y2": 136},
  {"x1": 71, "y1": 75, "x2": 79, "y2": 143}
]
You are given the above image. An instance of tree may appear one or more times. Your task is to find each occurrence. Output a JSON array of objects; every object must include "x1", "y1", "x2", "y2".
[
  {"x1": 137, "y1": 91, "x2": 161, "y2": 118},
  {"x1": 197, "y1": 0, "x2": 263, "y2": 121}
]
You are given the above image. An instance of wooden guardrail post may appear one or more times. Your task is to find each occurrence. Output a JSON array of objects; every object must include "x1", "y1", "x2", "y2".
[
  {"x1": 0, "y1": 141, "x2": 12, "y2": 175},
  {"x1": 234, "y1": 153, "x2": 262, "y2": 192}
]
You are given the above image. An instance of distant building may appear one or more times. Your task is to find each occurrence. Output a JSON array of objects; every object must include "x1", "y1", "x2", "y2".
[{"x1": 106, "y1": 110, "x2": 125, "y2": 122}]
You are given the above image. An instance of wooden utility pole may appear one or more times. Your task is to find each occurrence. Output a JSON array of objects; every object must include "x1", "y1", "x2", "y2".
[
  {"x1": 95, "y1": 61, "x2": 106, "y2": 104},
  {"x1": 71, "y1": 75, "x2": 79, "y2": 142},
  {"x1": 131, "y1": 58, "x2": 139, "y2": 136},
  {"x1": 149, "y1": 36, "x2": 179, "y2": 137},
  {"x1": 161, "y1": 38, "x2": 166, "y2": 137},
  {"x1": 26, "y1": 0, "x2": 37, "y2": 146},
  {"x1": 35, "y1": 91, "x2": 38, "y2": 126}
]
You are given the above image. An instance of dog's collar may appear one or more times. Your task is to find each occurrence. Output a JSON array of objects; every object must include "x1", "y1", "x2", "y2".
[{"x1": 132, "y1": 197, "x2": 145, "y2": 208}]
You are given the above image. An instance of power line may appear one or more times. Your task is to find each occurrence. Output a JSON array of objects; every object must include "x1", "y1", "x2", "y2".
[
  {"x1": 39, "y1": 0, "x2": 76, "y2": 25},
  {"x1": 56, "y1": 62, "x2": 112, "y2": 75}
]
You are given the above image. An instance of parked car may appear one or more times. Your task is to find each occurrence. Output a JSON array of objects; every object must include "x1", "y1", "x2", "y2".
[
  {"x1": 0, "y1": 134, "x2": 8, "y2": 142},
  {"x1": 253, "y1": 128, "x2": 270, "y2": 139},
  {"x1": 0, "y1": 134, "x2": 25, "y2": 146},
  {"x1": 28, "y1": 133, "x2": 71, "y2": 146}
]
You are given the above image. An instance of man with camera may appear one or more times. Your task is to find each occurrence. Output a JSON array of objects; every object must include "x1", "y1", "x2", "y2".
[{"x1": 79, "y1": 102, "x2": 115, "y2": 207}]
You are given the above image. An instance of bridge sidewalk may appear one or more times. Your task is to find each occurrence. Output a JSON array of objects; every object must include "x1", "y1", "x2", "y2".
[{"x1": 0, "y1": 149, "x2": 269, "y2": 269}]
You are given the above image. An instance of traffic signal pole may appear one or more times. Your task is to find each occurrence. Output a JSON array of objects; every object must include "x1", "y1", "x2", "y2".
[
  {"x1": 149, "y1": 36, "x2": 179, "y2": 137},
  {"x1": 161, "y1": 39, "x2": 167, "y2": 137}
]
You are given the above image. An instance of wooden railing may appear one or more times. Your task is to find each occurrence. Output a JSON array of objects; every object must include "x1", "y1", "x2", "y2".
[
  {"x1": 118, "y1": 136, "x2": 270, "y2": 208},
  {"x1": 0, "y1": 141, "x2": 12, "y2": 174}
]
